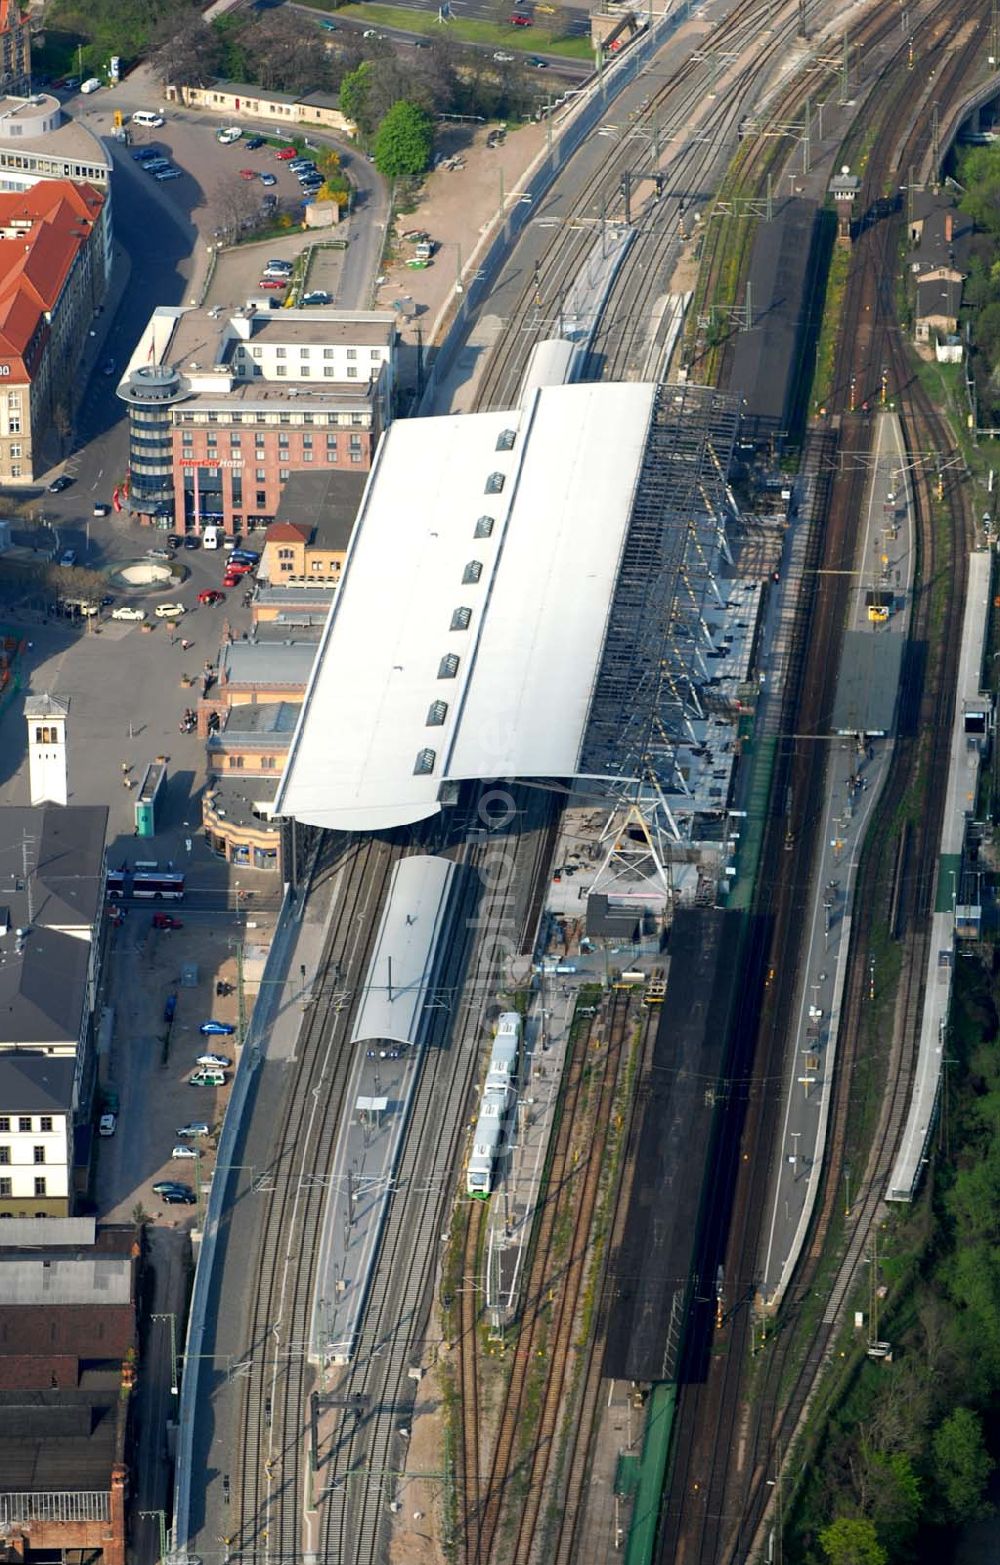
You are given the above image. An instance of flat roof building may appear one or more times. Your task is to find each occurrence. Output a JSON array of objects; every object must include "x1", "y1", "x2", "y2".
[
  {"x1": 277, "y1": 380, "x2": 743, "y2": 840},
  {"x1": 118, "y1": 305, "x2": 396, "y2": 533}
]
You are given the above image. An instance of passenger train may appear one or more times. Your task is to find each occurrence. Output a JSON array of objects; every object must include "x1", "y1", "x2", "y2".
[{"x1": 467, "y1": 1011, "x2": 522, "y2": 1198}]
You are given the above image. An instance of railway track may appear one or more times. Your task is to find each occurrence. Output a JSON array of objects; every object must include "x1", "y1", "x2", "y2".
[
  {"x1": 229, "y1": 833, "x2": 404, "y2": 1564},
  {"x1": 461, "y1": 990, "x2": 638, "y2": 1565},
  {"x1": 470, "y1": 0, "x2": 825, "y2": 412},
  {"x1": 319, "y1": 787, "x2": 558, "y2": 1565},
  {"x1": 658, "y1": 2, "x2": 979, "y2": 1559}
]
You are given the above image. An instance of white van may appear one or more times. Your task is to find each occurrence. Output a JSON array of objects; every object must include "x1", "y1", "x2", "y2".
[
  {"x1": 202, "y1": 525, "x2": 220, "y2": 550},
  {"x1": 80, "y1": 78, "x2": 102, "y2": 94},
  {"x1": 216, "y1": 126, "x2": 242, "y2": 145},
  {"x1": 132, "y1": 110, "x2": 165, "y2": 128}
]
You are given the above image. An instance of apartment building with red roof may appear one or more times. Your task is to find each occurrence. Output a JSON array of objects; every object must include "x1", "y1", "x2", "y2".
[{"x1": 0, "y1": 180, "x2": 107, "y2": 481}]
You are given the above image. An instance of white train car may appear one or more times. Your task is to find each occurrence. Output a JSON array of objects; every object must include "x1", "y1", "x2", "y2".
[
  {"x1": 485, "y1": 1011, "x2": 522, "y2": 1094},
  {"x1": 466, "y1": 1012, "x2": 523, "y2": 1199},
  {"x1": 467, "y1": 1094, "x2": 506, "y2": 1198}
]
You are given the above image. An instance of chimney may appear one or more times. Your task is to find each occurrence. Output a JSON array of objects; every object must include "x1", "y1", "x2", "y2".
[{"x1": 945, "y1": 212, "x2": 953, "y2": 244}]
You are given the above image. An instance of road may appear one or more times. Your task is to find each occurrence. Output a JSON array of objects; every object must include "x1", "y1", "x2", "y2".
[
  {"x1": 288, "y1": 0, "x2": 594, "y2": 64},
  {"x1": 31, "y1": 79, "x2": 387, "y2": 535}
]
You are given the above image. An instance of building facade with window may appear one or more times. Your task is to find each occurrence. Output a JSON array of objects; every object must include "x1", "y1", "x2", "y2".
[
  {"x1": 118, "y1": 304, "x2": 395, "y2": 532},
  {"x1": 0, "y1": 94, "x2": 112, "y2": 214},
  {"x1": 0, "y1": 1059, "x2": 74, "y2": 1215},
  {"x1": 0, "y1": 2, "x2": 30, "y2": 98},
  {"x1": 0, "y1": 180, "x2": 108, "y2": 482},
  {"x1": 0, "y1": 805, "x2": 108, "y2": 1213}
]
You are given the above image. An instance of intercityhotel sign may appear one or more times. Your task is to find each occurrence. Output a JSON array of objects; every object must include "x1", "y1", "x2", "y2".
[{"x1": 180, "y1": 458, "x2": 245, "y2": 469}]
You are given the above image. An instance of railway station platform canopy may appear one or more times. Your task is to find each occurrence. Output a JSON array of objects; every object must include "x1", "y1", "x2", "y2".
[
  {"x1": 830, "y1": 631, "x2": 905, "y2": 737},
  {"x1": 276, "y1": 379, "x2": 741, "y2": 833},
  {"x1": 350, "y1": 855, "x2": 456, "y2": 1047}
]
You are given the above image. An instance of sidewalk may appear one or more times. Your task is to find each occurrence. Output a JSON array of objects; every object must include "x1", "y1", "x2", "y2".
[{"x1": 38, "y1": 240, "x2": 133, "y2": 482}]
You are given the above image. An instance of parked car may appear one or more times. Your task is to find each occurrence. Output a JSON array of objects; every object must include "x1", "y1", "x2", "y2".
[
  {"x1": 493, "y1": 49, "x2": 515, "y2": 60},
  {"x1": 245, "y1": 135, "x2": 265, "y2": 150},
  {"x1": 144, "y1": 159, "x2": 171, "y2": 173},
  {"x1": 176, "y1": 1122, "x2": 211, "y2": 1138},
  {"x1": 198, "y1": 589, "x2": 226, "y2": 605},
  {"x1": 152, "y1": 1179, "x2": 193, "y2": 1196},
  {"x1": 98, "y1": 1112, "x2": 117, "y2": 1137},
  {"x1": 167, "y1": 534, "x2": 184, "y2": 548},
  {"x1": 224, "y1": 561, "x2": 254, "y2": 577},
  {"x1": 153, "y1": 913, "x2": 182, "y2": 930},
  {"x1": 239, "y1": 168, "x2": 257, "y2": 180},
  {"x1": 172, "y1": 1144, "x2": 200, "y2": 1159},
  {"x1": 199, "y1": 1020, "x2": 236, "y2": 1036},
  {"x1": 274, "y1": 146, "x2": 297, "y2": 160},
  {"x1": 258, "y1": 277, "x2": 286, "y2": 290},
  {"x1": 217, "y1": 127, "x2": 243, "y2": 144},
  {"x1": 146, "y1": 547, "x2": 173, "y2": 560},
  {"x1": 133, "y1": 147, "x2": 159, "y2": 162},
  {"x1": 59, "y1": 548, "x2": 76, "y2": 567},
  {"x1": 80, "y1": 77, "x2": 102, "y2": 93},
  {"x1": 510, "y1": 11, "x2": 533, "y2": 21},
  {"x1": 196, "y1": 1051, "x2": 232, "y2": 1068},
  {"x1": 155, "y1": 602, "x2": 185, "y2": 619},
  {"x1": 259, "y1": 172, "x2": 277, "y2": 187},
  {"x1": 155, "y1": 168, "x2": 183, "y2": 181},
  {"x1": 48, "y1": 475, "x2": 72, "y2": 493},
  {"x1": 230, "y1": 548, "x2": 260, "y2": 562},
  {"x1": 93, "y1": 501, "x2": 111, "y2": 517},
  {"x1": 266, "y1": 259, "x2": 293, "y2": 271},
  {"x1": 183, "y1": 535, "x2": 200, "y2": 549},
  {"x1": 163, "y1": 992, "x2": 178, "y2": 1022},
  {"x1": 163, "y1": 1187, "x2": 197, "y2": 1204},
  {"x1": 222, "y1": 572, "x2": 243, "y2": 589},
  {"x1": 189, "y1": 1069, "x2": 227, "y2": 1087},
  {"x1": 302, "y1": 291, "x2": 332, "y2": 306},
  {"x1": 111, "y1": 605, "x2": 146, "y2": 621}
]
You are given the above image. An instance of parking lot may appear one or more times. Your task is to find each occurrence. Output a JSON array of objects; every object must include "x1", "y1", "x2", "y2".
[{"x1": 95, "y1": 913, "x2": 242, "y2": 1226}]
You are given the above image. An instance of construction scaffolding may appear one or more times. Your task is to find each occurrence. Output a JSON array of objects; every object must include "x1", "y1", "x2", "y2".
[{"x1": 579, "y1": 383, "x2": 741, "y2": 890}]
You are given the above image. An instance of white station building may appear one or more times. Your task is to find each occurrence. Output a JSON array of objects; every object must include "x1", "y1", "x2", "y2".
[{"x1": 276, "y1": 374, "x2": 748, "y2": 841}]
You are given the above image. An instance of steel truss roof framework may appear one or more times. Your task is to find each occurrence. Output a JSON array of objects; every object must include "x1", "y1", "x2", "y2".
[{"x1": 581, "y1": 383, "x2": 740, "y2": 884}]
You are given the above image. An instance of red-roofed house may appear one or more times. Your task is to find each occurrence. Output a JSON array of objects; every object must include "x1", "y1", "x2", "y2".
[{"x1": 0, "y1": 181, "x2": 107, "y2": 481}]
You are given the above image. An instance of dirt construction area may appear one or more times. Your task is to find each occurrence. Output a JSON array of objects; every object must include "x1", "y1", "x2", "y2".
[
  {"x1": 374, "y1": 119, "x2": 547, "y2": 388},
  {"x1": 94, "y1": 908, "x2": 275, "y2": 1228}
]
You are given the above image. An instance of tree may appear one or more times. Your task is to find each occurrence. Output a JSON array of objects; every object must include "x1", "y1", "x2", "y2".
[
  {"x1": 373, "y1": 100, "x2": 434, "y2": 179},
  {"x1": 339, "y1": 61, "x2": 372, "y2": 133},
  {"x1": 932, "y1": 1407, "x2": 994, "y2": 1523},
  {"x1": 818, "y1": 1516, "x2": 887, "y2": 1565},
  {"x1": 148, "y1": 16, "x2": 220, "y2": 87}
]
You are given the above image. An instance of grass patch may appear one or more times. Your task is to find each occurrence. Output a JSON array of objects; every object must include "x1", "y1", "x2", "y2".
[
  {"x1": 298, "y1": 0, "x2": 595, "y2": 58},
  {"x1": 811, "y1": 240, "x2": 850, "y2": 413}
]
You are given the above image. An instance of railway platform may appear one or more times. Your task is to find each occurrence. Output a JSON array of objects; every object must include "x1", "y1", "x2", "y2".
[{"x1": 759, "y1": 411, "x2": 914, "y2": 1307}]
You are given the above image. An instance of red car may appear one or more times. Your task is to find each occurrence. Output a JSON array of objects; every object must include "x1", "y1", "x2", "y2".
[
  {"x1": 225, "y1": 561, "x2": 254, "y2": 577},
  {"x1": 222, "y1": 573, "x2": 242, "y2": 588},
  {"x1": 258, "y1": 277, "x2": 286, "y2": 290},
  {"x1": 198, "y1": 589, "x2": 226, "y2": 605},
  {"x1": 239, "y1": 168, "x2": 257, "y2": 180},
  {"x1": 274, "y1": 146, "x2": 297, "y2": 160},
  {"x1": 510, "y1": 12, "x2": 533, "y2": 23},
  {"x1": 153, "y1": 913, "x2": 183, "y2": 931}
]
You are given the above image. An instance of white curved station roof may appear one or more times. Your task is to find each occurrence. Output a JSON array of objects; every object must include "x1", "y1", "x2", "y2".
[
  {"x1": 350, "y1": 855, "x2": 456, "y2": 1047},
  {"x1": 277, "y1": 380, "x2": 658, "y2": 831}
]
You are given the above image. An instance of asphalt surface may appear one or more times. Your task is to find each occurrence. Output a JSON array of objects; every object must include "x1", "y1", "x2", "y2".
[
  {"x1": 289, "y1": 0, "x2": 594, "y2": 70},
  {"x1": 28, "y1": 78, "x2": 387, "y2": 538}
]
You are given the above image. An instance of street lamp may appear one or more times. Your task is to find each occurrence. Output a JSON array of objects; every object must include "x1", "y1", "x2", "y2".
[
  {"x1": 152, "y1": 1313, "x2": 180, "y2": 1395},
  {"x1": 139, "y1": 1510, "x2": 168, "y2": 1565}
]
